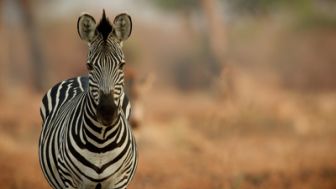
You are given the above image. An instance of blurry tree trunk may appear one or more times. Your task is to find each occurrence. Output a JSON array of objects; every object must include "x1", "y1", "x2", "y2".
[
  {"x1": 200, "y1": 0, "x2": 234, "y2": 98},
  {"x1": 200, "y1": 0, "x2": 227, "y2": 66},
  {"x1": 19, "y1": 0, "x2": 45, "y2": 91},
  {"x1": 2, "y1": 0, "x2": 21, "y2": 93},
  {"x1": 0, "y1": 1, "x2": 4, "y2": 92},
  {"x1": 180, "y1": 10, "x2": 196, "y2": 40}
]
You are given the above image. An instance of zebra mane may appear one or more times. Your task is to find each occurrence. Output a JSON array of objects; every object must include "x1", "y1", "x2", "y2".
[{"x1": 96, "y1": 10, "x2": 112, "y2": 41}]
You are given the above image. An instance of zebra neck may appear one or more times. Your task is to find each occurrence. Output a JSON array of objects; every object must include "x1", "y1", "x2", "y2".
[{"x1": 78, "y1": 92, "x2": 124, "y2": 145}]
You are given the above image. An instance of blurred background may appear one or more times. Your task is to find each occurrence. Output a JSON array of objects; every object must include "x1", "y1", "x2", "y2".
[{"x1": 1, "y1": 0, "x2": 336, "y2": 188}]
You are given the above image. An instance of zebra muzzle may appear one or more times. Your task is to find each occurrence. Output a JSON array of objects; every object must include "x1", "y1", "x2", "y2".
[{"x1": 96, "y1": 92, "x2": 118, "y2": 126}]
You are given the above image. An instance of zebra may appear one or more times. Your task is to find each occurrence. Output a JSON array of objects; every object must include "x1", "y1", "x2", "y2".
[{"x1": 39, "y1": 10, "x2": 137, "y2": 189}]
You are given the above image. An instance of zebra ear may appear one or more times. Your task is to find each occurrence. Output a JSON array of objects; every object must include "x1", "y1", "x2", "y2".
[
  {"x1": 113, "y1": 13, "x2": 132, "y2": 42},
  {"x1": 77, "y1": 13, "x2": 97, "y2": 42}
]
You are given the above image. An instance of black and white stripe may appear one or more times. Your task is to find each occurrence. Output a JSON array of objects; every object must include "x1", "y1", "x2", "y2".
[{"x1": 39, "y1": 11, "x2": 137, "y2": 189}]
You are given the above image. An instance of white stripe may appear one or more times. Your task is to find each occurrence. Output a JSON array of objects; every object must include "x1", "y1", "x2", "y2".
[
  {"x1": 40, "y1": 102, "x2": 46, "y2": 119},
  {"x1": 126, "y1": 104, "x2": 131, "y2": 120},
  {"x1": 55, "y1": 81, "x2": 64, "y2": 109},
  {"x1": 77, "y1": 77, "x2": 84, "y2": 91},
  {"x1": 47, "y1": 90, "x2": 52, "y2": 113}
]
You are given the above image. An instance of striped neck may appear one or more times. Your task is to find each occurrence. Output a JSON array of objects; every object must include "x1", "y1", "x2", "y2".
[{"x1": 72, "y1": 91, "x2": 126, "y2": 151}]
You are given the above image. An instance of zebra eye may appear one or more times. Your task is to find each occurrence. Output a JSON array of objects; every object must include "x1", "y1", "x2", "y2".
[
  {"x1": 87, "y1": 63, "x2": 93, "y2": 71},
  {"x1": 119, "y1": 61, "x2": 125, "y2": 69}
]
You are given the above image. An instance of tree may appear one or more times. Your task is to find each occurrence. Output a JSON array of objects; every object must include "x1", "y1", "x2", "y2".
[
  {"x1": 20, "y1": 0, "x2": 45, "y2": 91},
  {"x1": 2, "y1": 0, "x2": 45, "y2": 91},
  {"x1": 151, "y1": 0, "x2": 229, "y2": 90}
]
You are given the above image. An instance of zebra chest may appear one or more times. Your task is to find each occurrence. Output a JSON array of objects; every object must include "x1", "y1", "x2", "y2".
[
  {"x1": 76, "y1": 146, "x2": 125, "y2": 175},
  {"x1": 60, "y1": 144, "x2": 128, "y2": 188}
]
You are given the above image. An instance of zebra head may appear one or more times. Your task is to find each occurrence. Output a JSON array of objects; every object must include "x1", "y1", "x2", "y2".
[{"x1": 77, "y1": 10, "x2": 132, "y2": 126}]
